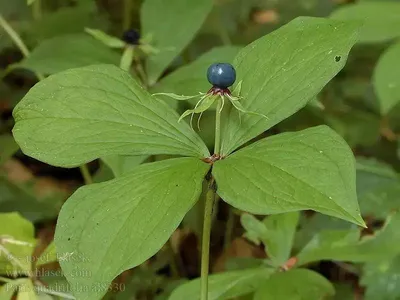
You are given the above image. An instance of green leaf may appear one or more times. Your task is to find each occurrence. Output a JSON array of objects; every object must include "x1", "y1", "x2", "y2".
[
  {"x1": 296, "y1": 213, "x2": 400, "y2": 265},
  {"x1": 330, "y1": 2, "x2": 400, "y2": 43},
  {"x1": 241, "y1": 214, "x2": 267, "y2": 246},
  {"x1": 253, "y1": 269, "x2": 334, "y2": 300},
  {"x1": 296, "y1": 229, "x2": 361, "y2": 266},
  {"x1": 0, "y1": 212, "x2": 36, "y2": 275},
  {"x1": 169, "y1": 268, "x2": 274, "y2": 300},
  {"x1": 294, "y1": 214, "x2": 354, "y2": 252},
  {"x1": 17, "y1": 279, "x2": 36, "y2": 300},
  {"x1": 214, "y1": 126, "x2": 365, "y2": 226},
  {"x1": 55, "y1": 157, "x2": 209, "y2": 300},
  {"x1": 154, "y1": 46, "x2": 242, "y2": 95},
  {"x1": 141, "y1": 0, "x2": 214, "y2": 85},
  {"x1": 0, "y1": 281, "x2": 19, "y2": 299},
  {"x1": 220, "y1": 17, "x2": 360, "y2": 155},
  {"x1": 241, "y1": 213, "x2": 299, "y2": 266},
  {"x1": 14, "y1": 34, "x2": 120, "y2": 75},
  {"x1": 261, "y1": 212, "x2": 299, "y2": 266},
  {"x1": 24, "y1": 4, "x2": 108, "y2": 43},
  {"x1": 101, "y1": 155, "x2": 148, "y2": 177},
  {"x1": 356, "y1": 157, "x2": 400, "y2": 219},
  {"x1": 0, "y1": 134, "x2": 19, "y2": 165},
  {"x1": 36, "y1": 241, "x2": 56, "y2": 266},
  {"x1": 13, "y1": 64, "x2": 209, "y2": 167},
  {"x1": 373, "y1": 41, "x2": 400, "y2": 115},
  {"x1": 0, "y1": 176, "x2": 62, "y2": 222},
  {"x1": 361, "y1": 255, "x2": 400, "y2": 300}
]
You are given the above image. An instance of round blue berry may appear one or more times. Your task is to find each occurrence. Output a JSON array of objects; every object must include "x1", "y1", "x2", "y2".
[
  {"x1": 122, "y1": 29, "x2": 141, "y2": 45},
  {"x1": 207, "y1": 63, "x2": 236, "y2": 89}
]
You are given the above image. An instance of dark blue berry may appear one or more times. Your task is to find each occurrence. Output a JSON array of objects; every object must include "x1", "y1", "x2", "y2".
[
  {"x1": 122, "y1": 29, "x2": 141, "y2": 45},
  {"x1": 207, "y1": 63, "x2": 236, "y2": 89}
]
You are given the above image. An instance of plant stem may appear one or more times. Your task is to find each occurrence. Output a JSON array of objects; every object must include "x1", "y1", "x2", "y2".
[
  {"x1": 32, "y1": 0, "x2": 42, "y2": 21},
  {"x1": 0, "y1": 276, "x2": 13, "y2": 283},
  {"x1": 79, "y1": 164, "x2": 93, "y2": 185},
  {"x1": 0, "y1": 14, "x2": 30, "y2": 57},
  {"x1": 200, "y1": 180, "x2": 216, "y2": 300},
  {"x1": 214, "y1": 99, "x2": 223, "y2": 155},
  {"x1": 123, "y1": 0, "x2": 132, "y2": 31},
  {"x1": 0, "y1": 13, "x2": 44, "y2": 81}
]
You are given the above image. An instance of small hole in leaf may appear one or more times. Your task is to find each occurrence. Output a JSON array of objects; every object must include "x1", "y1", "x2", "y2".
[
  {"x1": 175, "y1": 184, "x2": 179, "y2": 187},
  {"x1": 68, "y1": 238, "x2": 71, "y2": 241},
  {"x1": 335, "y1": 56, "x2": 341, "y2": 62}
]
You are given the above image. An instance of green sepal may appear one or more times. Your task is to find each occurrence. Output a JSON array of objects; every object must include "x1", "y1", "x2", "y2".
[
  {"x1": 178, "y1": 95, "x2": 218, "y2": 122},
  {"x1": 120, "y1": 46, "x2": 136, "y2": 71},
  {"x1": 85, "y1": 28, "x2": 125, "y2": 49},
  {"x1": 152, "y1": 92, "x2": 201, "y2": 101}
]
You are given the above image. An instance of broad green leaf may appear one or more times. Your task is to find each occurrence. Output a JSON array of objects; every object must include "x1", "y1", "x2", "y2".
[
  {"x1": 154, "y1": 46, "x2": 242, "y2": 96},
  {"x1": 373, "y1": 41, "x2": 400, "y2": 115},
  {"x1": 261, "y1": 212, "x2": 299, "y2": 266},
  {"x1": 36, "y1": 241, "x2": 56, "y2": 266},
  {"x1": 296, "y1": 213, "x2": 400, "y2": 265},
  {"x1": 169, "y1": 268, "x2": 274, "y2": 300},
  {"x1": 0, "y1": 213, "x2": 36, "y2": 275},
  {"x1": 361, "y1": 256, "x2": 400, "y2": 300},
  {"x1": 331, "y1": 2, "x2": 400, "y2": 43},
  {"x1": 214, "y1": 126, "x2": 365, "y2": 226},
  {"x1": 356, "y1": 157, "x2": 400, "y2": 218},
  {"x1": 220, "y1": 17, "x2": 360, "y2": 155},
  {"x1": 241, "y1": 213, "x2": 299, "y2": 267},
  {"x1": 0, "y1": 134, "x2": 19, "y2": 165},
  {"x1": 241, "y1": 214, "x2": 267, "y2": 246},
  {"x1": 24, "y1": 3, "x2": 108, "y2": 43},
  {"x1": 325, "y1": 110, "x2": 380, "y2": 148},
  {"x1": 0, "y1": 281, "x2": 19, "y2": 299},
  {"x1": 141, "y1": 0, "x2": 214, "y2": 85},
  {"x1": 333, "y1": 283, "x2": 355, "y2": 300},
  {"x1": 14, "y1": 34, "x2": 120, "y2": 75},
  {"x1": 13, "y1": 65, "x2": 209, "y2": 167},
  {"x1": 296, "y1": 229, "x2": 360, "y2": 266},
  {"x1": 55, "y1": 157, "x2": 209, "y2": 300},
  {"x1": 101, "y1": 155, "x2": 148, "y2": 177},
  {"x1": 0, "y1": 176, "x2": 62, "y2": 222},
  {"x1": 254, "y1": 269, "x2": 334, "y2": 300},
  {"x1": 17, "y1": 279, "x2": 36, "y2": 300},
  {"x1": 294, "y1": 214, "x2": 354, "y2": 252}
]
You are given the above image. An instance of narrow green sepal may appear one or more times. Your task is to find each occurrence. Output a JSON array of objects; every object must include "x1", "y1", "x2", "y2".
[
  {"x1": 178, "y1": 95, "x2": 218, "y2": 122},
  {"x1": 85, "y1": 28, "x2": 125, "y2": 49},
  {"x1": 120, "y1": 47, "x2": 136, "y2": 71},
  {"x1": 152, "y1": 93, "x2": 201, "y2": 101}
]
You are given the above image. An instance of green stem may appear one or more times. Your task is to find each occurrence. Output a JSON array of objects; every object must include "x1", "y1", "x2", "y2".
[
  {"x1": 200, "y1": 180, "x2": 216, "y2": 300},
  {"x1": 0, "y1": 13, "x2": 44, "y2": 81},
  {"x1": 79, "y1": 164, "x2": 93, "y2": 185},
  {"x1": 0, "y1": 276, "x2": 13, "y2": 283},
  {"x1": 0, "y1": 14, "x2": 30, "y2": 57},
  {"x1": 214, "y1": 99, "x2": 223, "y2": 155},
  {"x1": 123, "y1": 0, "x2": 132, "y2": 31},
  {"x1": 32, "y1": 0, "x2": 42, "y2": 21}
]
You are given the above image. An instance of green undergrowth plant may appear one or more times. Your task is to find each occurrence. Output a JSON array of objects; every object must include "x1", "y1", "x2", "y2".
[{"x1": 12, "y1": 16, "x2": 366, "y2": 300}]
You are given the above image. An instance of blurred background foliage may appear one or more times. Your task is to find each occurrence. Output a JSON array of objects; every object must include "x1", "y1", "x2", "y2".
[{"x1": 1, "y1": 0, "x2": 400, "y2": 299}]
